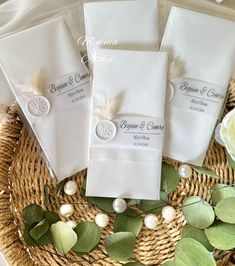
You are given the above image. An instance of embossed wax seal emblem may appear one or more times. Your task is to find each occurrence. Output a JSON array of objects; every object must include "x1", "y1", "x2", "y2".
[
  {"x1": 27, "y1": 95, "x2": 50, "y2": 117},
  {"x1": 95, "y1": 120, "x2": 117, "y2": 141}
]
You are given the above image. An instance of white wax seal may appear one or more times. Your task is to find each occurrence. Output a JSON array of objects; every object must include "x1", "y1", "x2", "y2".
[
  {"x1": 95, "y1": 119, "x2": 117, "y2": 141},
  {"x1": 27, "y1": 95, "x2": 50, "y2": 117}
]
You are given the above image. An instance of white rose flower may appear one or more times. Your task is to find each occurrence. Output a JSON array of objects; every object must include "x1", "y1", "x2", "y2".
[{"x1": 220, "y1": 108, "x2": 235, "y2": 160}]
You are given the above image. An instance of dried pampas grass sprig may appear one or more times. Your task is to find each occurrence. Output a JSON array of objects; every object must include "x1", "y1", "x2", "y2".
[
  {"x1": 30, "y1": 71, "x2": 45, "y2": 95},
  {"x1": 168, "y1": 58, "x2": 185, "y2": 80},
  {"x1": 94, "y1": 91, "x2": 124, "y2": 120}
]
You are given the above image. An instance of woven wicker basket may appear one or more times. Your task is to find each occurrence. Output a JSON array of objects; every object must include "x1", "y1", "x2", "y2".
[{"x1": 0, "y1": 81, "x2": 235, "y2": 266}]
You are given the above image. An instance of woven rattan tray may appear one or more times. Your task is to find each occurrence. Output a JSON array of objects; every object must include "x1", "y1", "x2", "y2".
[{"x1": 0, "y1": 81, "x2": 235, "y2": 266}]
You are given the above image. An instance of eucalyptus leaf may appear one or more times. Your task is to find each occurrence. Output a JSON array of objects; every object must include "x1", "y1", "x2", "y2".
[
  {"x1": 139, "y1": 200, "x2": 167, "y2": 215},
  {"x1": 124, "y1": 209, "x2": 140, "y2": 217},
  {"x1": 44, "y1": 185, "x2": 50, "y2": 207},
  {"x1": 30, "y1": 219, "x2": 49, "y2": 241},
  {"x1": 37, "y1": 231, "x2": 53, "y2": 245},
  {"x1": 174, "y1": 238, "x2": 216, "y2": 266},
  {"x1": 124, "y1": 263, "x2": 145, "y2": 266},
  {"x1": 22, "y1": 204, "x2": 45, "y2": 226},
  {"x1": 160, "y1": 191, "x2": 168, "y2": 202},
  {"x1": 227, "y1": 152, "x2": 235, "y2": 170},
  {"x1": 50, "y1": 221, "x2": 77, "y2": 255},
  {"x1": 181, "y1": 225, "x2": 213, "y2": 251},
  {"x1": 182, "y1": 196, "x2": 214, "y2": 229},
  {"x1": 161, "y1": 163, "x2": 180, "y2": 194},
  {"x1": 73, "y1": 221, "x2": 101, "y2": 254},
  {"x1": 211, "y1": 184, "x2": 235, "y2": 206},
  {"x1": 86, "y1": 197, "x2": 114, "y2": 212},
  {"x1": 23, "y1": 224, "x2": 38, "y2": 247},
  {"x1": 44, "y1": 211, "x2": 60, "y2": 225},
  {"x1": 105, "y1": 232, "x2": 135, "y2": 261},
  {"x1": 215, "y1": 197, "x2": 235, "y2": 223},
  {"x1": 114, "y1": 209, "x2": 143, "y2": 236},
  {"x1": 193, "y1": 166, "x2": 219, "y2": 179},
  {"x1": 163, "y1": 261, "x2": 176, "y2": 266},
  {"x1": 56, "y1": 178, "x2": 69, "y2": 197},
  {"x1": 205, "y1": 221, "x2": 235, "y2": 250},
  {"x1": 127, "y1": 199, "x2": 141, "y2": 206}
]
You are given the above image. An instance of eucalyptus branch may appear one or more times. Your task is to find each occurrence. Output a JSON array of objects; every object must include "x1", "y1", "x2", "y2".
[{"x1": 38, "y1": 247, "x2": 90, "y2": 265}]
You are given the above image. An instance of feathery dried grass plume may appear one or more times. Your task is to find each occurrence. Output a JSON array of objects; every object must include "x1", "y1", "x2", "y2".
[
  {"x1": 30, "y1": 71, "x2": 45, "y2": 95},
  {"x1": 94, "y1": 91, "x2": 124, "y2": 120},
  {"x1": 168, "y1": 58, "x2": 185, "y2": 79},
  {"x1": 0, "y1": 105, "x2": 15, "y2": 132}
]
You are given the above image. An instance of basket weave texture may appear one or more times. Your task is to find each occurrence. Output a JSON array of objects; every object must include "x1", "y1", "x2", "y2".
[{"x1": 1, "y1": 81, "x2": 235, "y2": 266}]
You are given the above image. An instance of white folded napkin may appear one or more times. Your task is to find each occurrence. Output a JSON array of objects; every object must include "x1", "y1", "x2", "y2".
[
  {"x1": 160, "y1": 7, "x2": 235, "y2": 166},
  {"x1": 0, "y1": 17, "x2": 91, "y2": 181},
  {"x1": 83, "y1": 0, "x2": 159, "y2": 70},
  {"x1": 86, "y1": 49, "x2": 168, "y2": 200},
  {"x1": 0, "y1": 0, "x2": 84, "y2": 106}
]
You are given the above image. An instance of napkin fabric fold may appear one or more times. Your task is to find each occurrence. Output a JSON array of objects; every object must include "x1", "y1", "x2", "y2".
[
  {"x1": 86, "y1": 49, "x2": 168, "y2": 200},
  {"x1": 0, "y1": 17, "x2": 91, "y2": 181},
  {"x1": 161, "y1": 7, "x2": 235, "y2": 166},
  {"x1": 83, "y1": 0, "x2": 159, "y2": 70}
]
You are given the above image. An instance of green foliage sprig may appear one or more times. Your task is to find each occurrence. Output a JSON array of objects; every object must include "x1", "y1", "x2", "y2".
[
  {"x1": 22, "y1": 162, "x2": 224, "y2": 266},
  {"x1": 164, "y1": 180, "x2": 235, "y2": 264}
]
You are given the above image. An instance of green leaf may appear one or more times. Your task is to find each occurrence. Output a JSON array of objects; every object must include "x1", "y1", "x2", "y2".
[
  {"x1": 182, "y1": 196, "x2": 214, "y2": 229},
  {"x1": 205, "y1": 221, "x2": 235, "y2": 250},
  {"x1": 50, "y1": 221, "x2": 77, "y2": 255},
  {"x1": 211, "y1": 184, "x2": 235, "y2": 206},
  {"x1": 227, "y1": 152, "x2": 235, "y2": 170},
  {"x1": 161, "y1": 163, "x2": 180, "y2": 194},
  {"x1": 124, "y1": 263, "x2": 145, "y2": 266},
  {"x1": 73, "y1": 221, "x2": 101, "y2": 254},
  {"x1": 124, "y1": 209, "x2": 140, "y2": 217},
  {"x1": 44, "y1": 211, "x2": 60, "y2": 225},
  {"x1": 181, "y1": 225, "x2": 213, "y2": 251},
  {"x1": 174, "y1": 238, "x2": 216, "y2": 266},
  {"x1": 139, "y1": 200, "x2": 167, "y2": 215},
  {"x1": 86, "y1": 197, "x2": 114, "y2": 212},
  {"x1": 56, "y1": 178, "x2": 69, "y2": 197},
  {"x1": 30, "y1": 219, "x2": 49, "y2": 241},
  {"x1": 114, "y1": 209, "x2": 143, "y2": 236},
  {"x1": 163, "y1": 261, "x2": 176, "y2": 266},
  {"x1": 127, "y1": 199, "x2": 141, "y2": 206},
  {"x1": 23, "y1": 224, "x2": 38, "y2": 247},
  {"x1": 22, "y1": 204, "x2": 45, "y2": 226},
  {"x1": 44, "y1": 185, "x2": 50, "y2": 207},
  {"x1": 105, "y1": 232, "x2": 135, "y2": 261},
  {"x1": 160, "y1": 191, "x2": 168, "y2": 202},
  {"x1": 37, "y1": 231, "x2": 53, "y2": 245},
  {"x1": 193, "y1": 166, "x2": 219, "y2": 179},
  {"x1": 215, "y1": 197, "x2": 235, "y2": 223}
]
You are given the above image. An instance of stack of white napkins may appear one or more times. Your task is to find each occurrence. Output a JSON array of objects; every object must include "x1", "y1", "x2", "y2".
[
  {"x1": 86, "y1": 49, "x2": 168, "y2": 200},
  {"x1": 161, "y1": 7, "x2": 235, "y2": 166},
  {"x1": 83, "y1": 0, "x2": 159, "y2": 69},
  {"x1": 0, "y1": 17, "x2": 91, "y2": 181}
]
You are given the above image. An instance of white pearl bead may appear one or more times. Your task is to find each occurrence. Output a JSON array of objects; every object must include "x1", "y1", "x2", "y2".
[
  {"x1": 59, "y1": 204, "x2": 74, "y2": 218},
  {"x1": 162, "y1": 206, "x2": 176, "y2": 223},
  {"x1": 214, "y1": 0, "x2": 224, "y2": 4},
  {"x1": 144, "y1": 214, "x2": 158, "y2": 230},
  {"x1": 95, "y1": 213, "x2": 109, "y2": 228},
  {"x1": 178, "y1": 164, "x2": 192, "y2": 179},
  {"x1": 112, "y1": 198, "x2": 127, "y2": 214},
  {"x1": 64, "y1": 180, "x2": 78, "y2": 196},
  {"x1": 66, "y1": 220, "x2": 77, "y2": 229}
]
